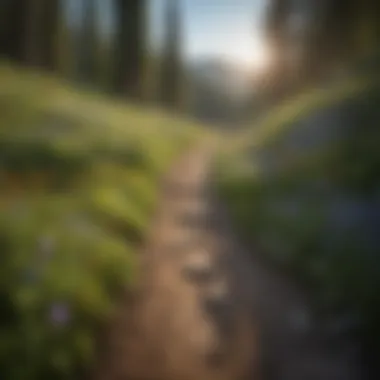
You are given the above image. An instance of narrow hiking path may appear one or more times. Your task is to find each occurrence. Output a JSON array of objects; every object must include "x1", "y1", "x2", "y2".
[
  {"x1": 93, "y1": 143, "x2": 258, "y2": 380},
  {"x1": 93, "y1": 143, "x2": 363, "y2": 380}
]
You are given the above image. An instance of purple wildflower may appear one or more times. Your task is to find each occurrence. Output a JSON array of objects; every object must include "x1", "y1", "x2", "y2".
[{"x1": 49, "y1": 302, "x2": 71, "y2": 327}]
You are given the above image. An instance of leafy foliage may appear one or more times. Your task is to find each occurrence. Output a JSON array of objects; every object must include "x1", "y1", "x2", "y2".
[
  {"x1": 0, "y1": 63, "x2": 199, "y2": 379},
  {"x1": 218, "y1": 78, "x2": 380, "y2": 350}
]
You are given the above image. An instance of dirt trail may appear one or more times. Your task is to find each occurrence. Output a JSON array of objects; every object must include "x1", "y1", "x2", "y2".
[{"x1": 93, "y1": 144, "x2": 363, "y2": 380}]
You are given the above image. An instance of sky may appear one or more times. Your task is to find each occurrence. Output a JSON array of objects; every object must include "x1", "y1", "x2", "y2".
[
  {"x1": 67, "y1": 0, "x2": 268, "y2": 67},
  {"x1": 151, "y1": 0, "x2": 267, "y2": 66}
]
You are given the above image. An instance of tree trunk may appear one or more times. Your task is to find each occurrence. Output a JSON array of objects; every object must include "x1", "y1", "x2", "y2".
[
  {"x1": 114, "y1": 0, "x2": 146, "y2": 99},
  {"x1": 160, "y1": 0, "x2": 183, "y2": 110},
  {"x1": 0, "y1": 0, "x2": 28, "y2": 63},
  {"x1": 40, "y1": 0, "x2": 59, "y2": 71},
  {"x1": 80, "y1": 0, "x2": 98, "y2": 84},
  {"x1": 0, "y1": 0, "x2": 59, "y2": 70}
]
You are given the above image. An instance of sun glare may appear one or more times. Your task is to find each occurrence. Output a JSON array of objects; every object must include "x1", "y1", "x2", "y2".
[{"x1": 228, "y1": 37, "x2": 271, "y2": 73}]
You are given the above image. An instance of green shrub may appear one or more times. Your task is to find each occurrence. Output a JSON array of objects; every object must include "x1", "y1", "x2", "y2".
[
  {"x1": 0, "y1": 63, "x2": 201, "y2": 379},
  {"x1": 219, "y1": 78, "x2": 380, "y2": 349}
]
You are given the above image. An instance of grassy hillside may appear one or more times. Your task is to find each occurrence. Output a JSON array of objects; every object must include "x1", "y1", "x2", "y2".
[
  {"x1": 0, "y1": 63, "x2": 202, "y2": 379},
  {"x1": 218, "y1": 75, "x2": 380, "y2": 354}
]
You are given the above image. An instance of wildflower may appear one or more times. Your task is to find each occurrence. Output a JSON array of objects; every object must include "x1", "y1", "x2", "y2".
[{"x1": 49, "y1": 302, "x2": 71, "y2": 327}]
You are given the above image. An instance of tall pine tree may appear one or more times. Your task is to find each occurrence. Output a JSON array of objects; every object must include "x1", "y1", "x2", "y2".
[
  {"x1": 264, "y1": 0, "x2": 292, "y2": 101},
  {"x1": 0, "y1": 0, "x2": 60, "y2": 70},
  {"x1": 0, "y1": 0, "x2": 29, "y2": 63},
  {"x1": 301, "y1": 0, "x2": 357, "y2": 80},
  {"x1": 113, "y1": 0, "x2": 146, "y2": 99},
  {"x1": 355, "y1": 0, "x2": 380, "y2": 60},
  {"x1": 160, "y1": 0, "x2": 183, "y2": 110},
  {"x1": 24, "y1": 0, "x2": 44, "y2": 66},
  {"x1": 40, "y1": 0, "x2": 60, "y2": 71},
  {"x1": 79, "y1": 0, "x2": 99, "y2": 84}
]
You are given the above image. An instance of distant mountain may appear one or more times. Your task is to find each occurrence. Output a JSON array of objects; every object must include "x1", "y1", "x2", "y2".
[
  {"x1": 185, "y1": 56, "x2": 256, "y2": 125},
  {"x1": 187, "y1": 57, "x2": 254, "y2": 99}
]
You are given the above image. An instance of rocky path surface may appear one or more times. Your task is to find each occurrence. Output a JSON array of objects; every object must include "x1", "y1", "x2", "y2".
[{"x1": 93, "y1": 144, "x2": 363, "y2": 380}]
